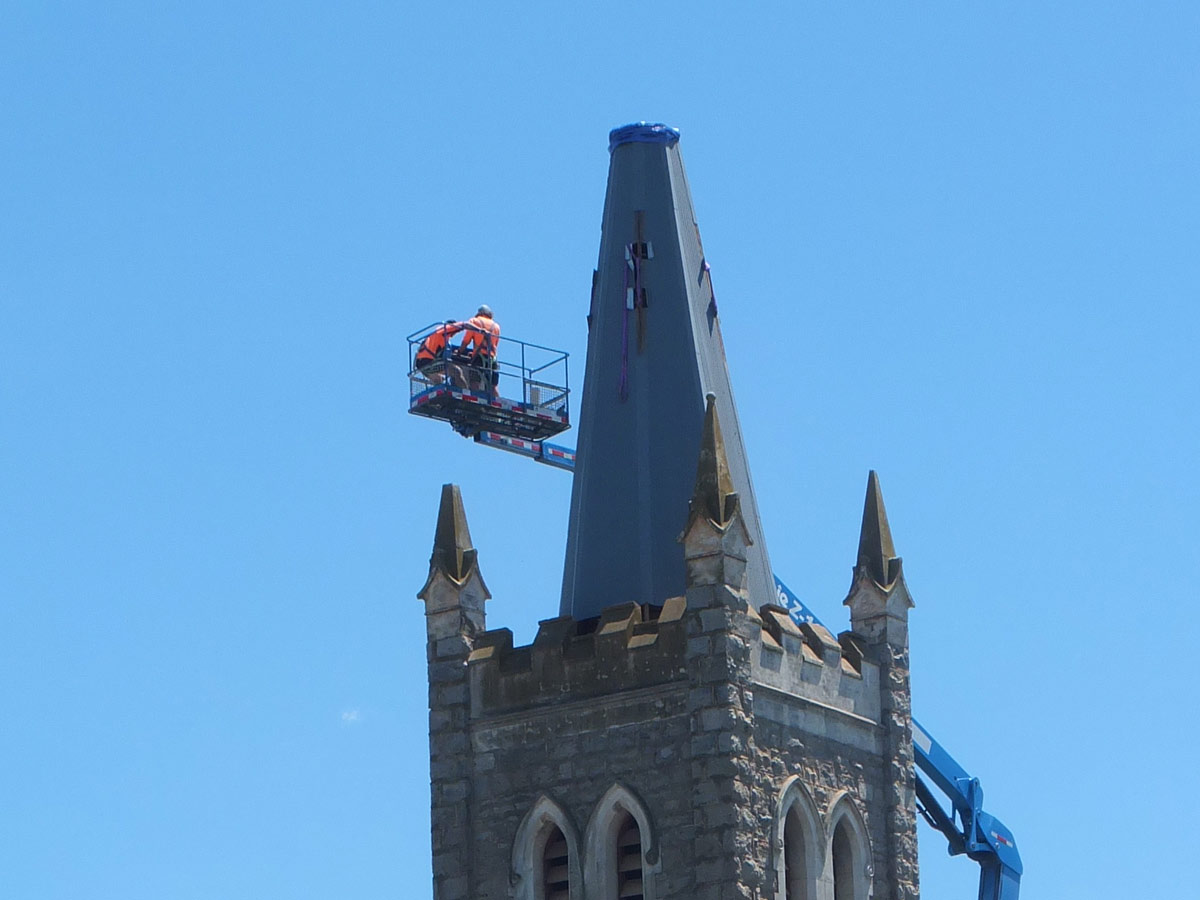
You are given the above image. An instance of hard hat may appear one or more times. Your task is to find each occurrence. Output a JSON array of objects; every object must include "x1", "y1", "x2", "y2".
[{"x1": 477, "y1": 304, "x2": 493, "y2": 318}]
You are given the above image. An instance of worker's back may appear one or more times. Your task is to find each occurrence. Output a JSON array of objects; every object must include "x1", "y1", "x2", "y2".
[
  {"x1": 462, "y1": 313, "x2": 500, "y2": 358},
  {"x1": 417, "y1": 322, "x2": 462, "y2": 360}
]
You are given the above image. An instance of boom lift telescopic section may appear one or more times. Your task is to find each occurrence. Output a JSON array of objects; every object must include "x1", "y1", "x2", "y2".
[{"x1": 912, "y1": 720, "x2": 1023, "y2": 900}]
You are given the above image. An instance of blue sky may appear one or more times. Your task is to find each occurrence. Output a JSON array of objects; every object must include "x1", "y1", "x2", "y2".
[{"x1": 2, "y1": 3, "x2": 1197, "y2": 898}]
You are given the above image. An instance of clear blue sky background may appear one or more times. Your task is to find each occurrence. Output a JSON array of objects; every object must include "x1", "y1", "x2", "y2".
[{"x1": 3, "y1": 3, "x2": 1197, "y2": 898}]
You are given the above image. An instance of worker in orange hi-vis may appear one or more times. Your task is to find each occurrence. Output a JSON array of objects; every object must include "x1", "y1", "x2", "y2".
[
  {"x1": 457, "y1": 304, "x2": 501, "y2": 395},
  {"x1": 414, "y1": 320, "x2": 466, "y2": 385}
]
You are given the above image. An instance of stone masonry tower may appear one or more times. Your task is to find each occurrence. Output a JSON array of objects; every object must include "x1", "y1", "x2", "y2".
[{"x1": 418, "y1": 125, "x2": 920, "y2": 900}]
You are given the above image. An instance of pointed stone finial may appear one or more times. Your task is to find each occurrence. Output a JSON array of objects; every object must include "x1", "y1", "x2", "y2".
[
  {"x1": 418, "y1": 485, "x2": 490, "y2": 641},
  {"x1": 844, "y1": 471, "x2": 912, "y2": 645},
  {"x1": 430, "y1": 483, "x2": 478, "y2": 585},
  {"x1": 688, "y1": 393, "x2": 741, "y2": 529},
  {"x1": 680, "y1": 395, "x2": 754, "y2": 595},
  {"x1": 857, "y1": 470, "x2": 899, "y2": 588}
]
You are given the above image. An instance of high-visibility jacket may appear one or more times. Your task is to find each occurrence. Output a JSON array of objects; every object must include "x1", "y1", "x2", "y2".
[
  {"x1": 460, "y1": 315, "x2": 501, "y2": 359},
  {"x1": 416, "y1": 322, "x2": 464, "y2": 361}
]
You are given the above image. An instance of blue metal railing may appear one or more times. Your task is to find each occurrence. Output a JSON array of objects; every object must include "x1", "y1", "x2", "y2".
[{"x1": 406, "y1": 321, "x2": 569, "y2": 416}]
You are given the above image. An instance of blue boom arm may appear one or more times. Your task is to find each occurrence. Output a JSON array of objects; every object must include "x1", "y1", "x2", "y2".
[
  {"x1": 911, "y1": 719, "x2": 1022, "y2": 900},
  {"x1": 775, "y1": 577, "x2": 1022, "y2": 900}
]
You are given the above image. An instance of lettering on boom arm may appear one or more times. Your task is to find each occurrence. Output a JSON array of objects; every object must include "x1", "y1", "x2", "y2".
[{"x1": 773, "y1": 576, "x2": 823, "y2": 628}]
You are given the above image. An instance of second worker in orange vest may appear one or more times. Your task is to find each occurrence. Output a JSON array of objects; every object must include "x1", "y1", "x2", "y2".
[{"x1": 415, "y1": 320, "x2": 465, "y2": 384}]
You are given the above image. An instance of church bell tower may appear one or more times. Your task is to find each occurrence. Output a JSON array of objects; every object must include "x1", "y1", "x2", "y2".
[{"x1": 417, "y1": 124, "x2": 920, "y2": 900}]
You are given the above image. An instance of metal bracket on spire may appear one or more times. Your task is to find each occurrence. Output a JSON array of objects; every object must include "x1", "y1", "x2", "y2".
[{"x1": 620, "y1": 211, "x2": 653, "y2": 399}]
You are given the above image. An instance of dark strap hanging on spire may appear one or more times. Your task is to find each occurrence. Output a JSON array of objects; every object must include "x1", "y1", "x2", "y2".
[
  {"x1": 619, "y1": 211, "x2": 653, "y2": 401},
  {"x1": 634, "y1": 210, "x2": 649, "y2": 352}
]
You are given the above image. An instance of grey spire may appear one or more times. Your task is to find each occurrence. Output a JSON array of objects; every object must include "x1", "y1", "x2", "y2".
[{"x1": 560, "y1": 125, "x2": 774, "y2": 618}]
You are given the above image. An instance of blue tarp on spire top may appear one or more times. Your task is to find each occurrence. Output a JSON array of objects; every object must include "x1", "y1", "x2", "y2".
[{"x1": 608, "y1": 122, "x2": 681, "y2": 153}]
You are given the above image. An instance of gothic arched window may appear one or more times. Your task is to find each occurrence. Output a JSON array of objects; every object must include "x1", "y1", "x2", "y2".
[
  {"x1": 614, "y1": 811, "x2": 644, "y2": 900},
  {"x1": 542, "y1": 824, "x2": 571, "y2": 900},
  {"x1": 784, "y1": 806, "x2": 812, "y2": 900},
  {"x1": 584, "y1": 784, "x2": 657, "y2": 900},
  {"x1": 512, "y1": 796, "x2": 581, "y2": 900},
  {"x1": 832, "y1": 818, "x2": 856, "y2": 900},
  {"x1": 826, "y1": 799, "x2": 871, "y2": 900},
  {"x1": 775, "y1": 778, "x2": 822, "y2": 900}
]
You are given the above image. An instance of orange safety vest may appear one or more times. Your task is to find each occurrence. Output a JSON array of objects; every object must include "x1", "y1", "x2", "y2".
[
  {"x1": 460, "y1": 315, "x2": 501, "y2": 359},
  {"x1": 416, "y1": 323, "x2": 463, "y2": 361}
]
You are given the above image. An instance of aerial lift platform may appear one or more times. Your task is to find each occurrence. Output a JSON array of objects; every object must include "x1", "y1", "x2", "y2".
[{"x1": 406, "y1": 322, "x2": 575, "y2": 466}]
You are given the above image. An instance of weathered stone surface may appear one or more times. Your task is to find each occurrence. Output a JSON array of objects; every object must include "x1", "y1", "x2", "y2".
[{"x1": 419, "y1": 469, "x2": 922, "y2": 899}]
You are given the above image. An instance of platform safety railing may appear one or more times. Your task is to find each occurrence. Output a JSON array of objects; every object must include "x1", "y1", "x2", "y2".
[{"x1": 406, "y1": 322, "x2": 570, "y2": 420}]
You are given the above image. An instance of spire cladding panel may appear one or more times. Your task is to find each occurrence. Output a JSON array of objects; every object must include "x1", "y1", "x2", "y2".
[{"x1": 560, "y1": 125, "x2": 774, "y2": 619}]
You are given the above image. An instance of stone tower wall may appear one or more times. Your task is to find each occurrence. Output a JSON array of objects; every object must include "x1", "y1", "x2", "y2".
[
  {"x1": 423, "y1": 560, "x2": 909, "y2": 899},
  {"x1": 420, "y1": 423, "x2": 920, "y2": 900}
]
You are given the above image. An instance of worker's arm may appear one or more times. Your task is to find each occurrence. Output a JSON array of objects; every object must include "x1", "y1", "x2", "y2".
[{"x1": 458, "y1": 324, "x2": 482, "y2": 352}]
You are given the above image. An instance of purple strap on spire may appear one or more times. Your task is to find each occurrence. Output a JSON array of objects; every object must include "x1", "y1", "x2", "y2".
[
  {"x1": 619, "y1": 305, "x2": 630, "y2": 401},
  {"x1": 619, "y1": 248, "x2": 631, "y2": 400}
]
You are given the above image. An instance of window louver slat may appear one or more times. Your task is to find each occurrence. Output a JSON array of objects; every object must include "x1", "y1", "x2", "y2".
[
  {"x1": 615, "y1": 812, "x2": 644, "y2": 900},
  {"x1": 542, "y1": 825, "x2": 571, "y2": 900}
]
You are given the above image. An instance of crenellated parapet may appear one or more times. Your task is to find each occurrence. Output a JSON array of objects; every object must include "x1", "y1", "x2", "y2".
[
  {"x1": 460, "y1": 589, "x2": 883, "y2": 732},
  {"x1": 466, "y1": 598, "x2": 689, "y2": 717},
  {"x1": 752, "y1": 603, "x2": 882, "y2": 738}
]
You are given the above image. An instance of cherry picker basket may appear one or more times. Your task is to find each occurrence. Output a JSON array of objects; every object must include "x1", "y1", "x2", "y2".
[{"x1": 406, "y1": 322, "x2": 570, "y2": 441}]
